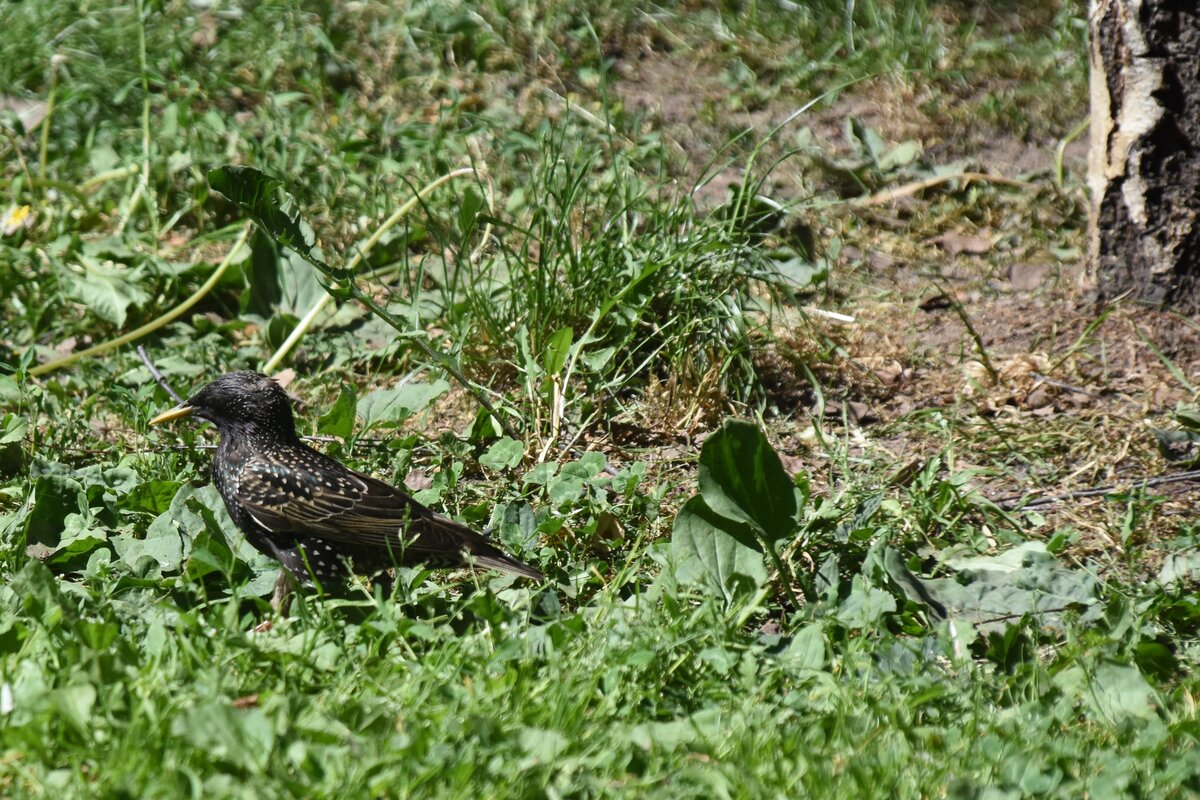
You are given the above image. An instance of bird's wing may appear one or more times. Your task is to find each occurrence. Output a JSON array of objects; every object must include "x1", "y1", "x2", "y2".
[{"x1": 234, "y1": 450, "x2": 497, "y2": 563}]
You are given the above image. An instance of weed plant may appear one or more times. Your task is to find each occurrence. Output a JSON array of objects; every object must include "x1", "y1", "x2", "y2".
[{"x1": 3, "y1": 2, "x2": 1195, "y2": 798}]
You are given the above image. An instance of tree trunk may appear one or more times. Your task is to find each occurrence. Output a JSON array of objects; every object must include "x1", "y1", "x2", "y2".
[{"x1": 1088, "y1": 0, "x2": 1200, "y2": 307}]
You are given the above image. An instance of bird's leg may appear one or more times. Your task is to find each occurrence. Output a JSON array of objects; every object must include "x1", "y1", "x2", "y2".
[
  {"x1": 373, "y1": 570, "x2": 394, "y2": 600},
  {"x1": 254, "y1": 571, "x2": 294, "y2": 633},
  {"x1": 270, "y1": 569, "x2": 295, "y2": 616}
]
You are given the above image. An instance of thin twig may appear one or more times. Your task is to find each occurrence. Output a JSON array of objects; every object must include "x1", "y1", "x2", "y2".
[
  {"x1": 342, "y1": 282, "x2": 519, "y2": 441},
  {"x1": 29, "y1": 224, "x2": 252, "y2": 377},
  {"x1": 1053, "y1": 117, "x2": 1089, "y2": 189},
  {"x1": 853, "y1": 171, "x2": 1035, "y2": 207},
  {"x1": 940, "y1": 284, "x2": 998, "y2": 384},
  {"x1": 970, "y1": 606, "x2": 1086, "y2": 625},
  {"x1": 803, "y1": 306, "x2": 856, "y2": 324},
  {"x1": 261, "y1": 167, "x2": 483, "y2": 373},
  {"x1": 992, "y1": 469, "x2": 1200, "y2": 511},
  {"x1": 540, "y1": 87, "x2": 628, "y2": 141},
  {"x1": 137, "y1": 345, "x2": 183, "y2": 403},
  {"x1": 1029, "y1": 372, "x2": 1142, "y2": 410}
]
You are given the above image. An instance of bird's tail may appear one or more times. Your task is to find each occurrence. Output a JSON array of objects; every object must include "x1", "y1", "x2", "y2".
[
  {"x1": 467, "y1": 545, "x2": 545, "y2": 581},
  {"x1": 424, "y1": 515, "x2": 544, "y2": 581}
]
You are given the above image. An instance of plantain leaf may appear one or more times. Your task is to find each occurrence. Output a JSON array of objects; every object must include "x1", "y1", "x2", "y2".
[
  {"x1": 62, "y1": 258, "x2": 150, "y2": 327},
  {"x1": 317, "y1": 385, "x2": 357, "y2": 440},
  {"x1": 208, "y1": 165, "x2": 329, "y2": 271},
  {"x1": 671, "y1": 495, "x2": 767, "y2": 606},
  {"x1": 698, "y1": 419, "x2": 797, "y2": 545},
  {"x1": 357, "y1": 380, "x2": 449, "y2": 431}
]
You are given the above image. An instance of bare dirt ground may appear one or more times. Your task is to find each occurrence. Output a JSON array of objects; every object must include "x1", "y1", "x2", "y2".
[{"x1": 612, "y1": 38, "x2": 1200, "y2": 580}]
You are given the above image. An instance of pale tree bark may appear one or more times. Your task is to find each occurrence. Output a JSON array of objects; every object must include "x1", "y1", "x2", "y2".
[{"x1": 1088, "y1": 0, "x2": 1200, "y2": 307}]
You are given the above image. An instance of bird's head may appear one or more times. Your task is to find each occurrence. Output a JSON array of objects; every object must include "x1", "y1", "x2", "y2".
[{"x1": 149, "y1": 371, "x2": 298, "y2": 438}]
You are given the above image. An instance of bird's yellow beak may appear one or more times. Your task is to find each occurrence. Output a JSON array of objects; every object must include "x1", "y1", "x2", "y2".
[{"x1": 148, "y1": 404, "x2": 195, "y2": 426}]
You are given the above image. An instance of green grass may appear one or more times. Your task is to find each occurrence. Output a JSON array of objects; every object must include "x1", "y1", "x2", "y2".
[{"x1": 3, "y1": 0, "x2": 1200, "y2": 797}]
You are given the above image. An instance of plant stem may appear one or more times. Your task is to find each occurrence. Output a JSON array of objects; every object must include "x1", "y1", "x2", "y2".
[
  {"x1": 258, "y1": 167, "x2": 516, "y2": 437},
  {"x1": 344, "y1": 282, "x2": 518, "y2": 439},
  {"x1": 29, "y1": 225, "x2": 252, "y2": 377},
  {"x1": 37, "y1": 62, "x2": 58, "y2": 183},
  {"x1": 116, "y1": 0, "x2": 158, "y2": 242},
  {"x1": 262, "y1": 167, "x2": 479, "y2": 373}
]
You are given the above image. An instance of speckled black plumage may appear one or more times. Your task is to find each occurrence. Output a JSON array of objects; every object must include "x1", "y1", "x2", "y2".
[{"x1": 151, "y1": 371, "x2": 543, "y2": 591}]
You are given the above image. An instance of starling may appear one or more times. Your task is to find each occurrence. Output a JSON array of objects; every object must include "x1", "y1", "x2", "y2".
[{"x1": 149, "y1": 371, "x2": 543, "y2": 603}]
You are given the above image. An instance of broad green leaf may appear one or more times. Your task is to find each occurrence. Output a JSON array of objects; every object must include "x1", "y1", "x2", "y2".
[
  {"x1": 123, "y1": 480, "x2": 183, "y2": 515},
  {"x1": 113, "y1": 527, "x2": 184, "y2": 573},
  {"x1": 670, "y1": 495, "x2": 767, "y2": 605},
  {"x1": 479, "y1": 437, "x2": 524, "y2": 471},
  {"x1": 24, "y1": 473, "x2": 86, "y2": 549},
  {"x1": 542, "y1": 326, "x2": 573, "y2": 375},
  {"x1": 0, "y1": 376, "x2": 22, "y2": 404},
  {"x1": 173, "y1": 492, "x2": 244, "y2": 581},
  {"x1": 317, "y1": 384, "x2": 357, "y2": 440},
  {"x1": 276, "y1": 251, "x2": 328, "y2": 317},
  {"x1": 242, "y1": 229, "x2": 282, "y2": 315},
  {"x1": 877, "y1": 139, "x2": 923, "y2": 172},
  {"x1": 943, "y1": 541, "x2": 1059, "y2": 573},
  {"x1": 547, "y1": 472, "x2": 585, "y2": 505},
  {"x1": 77, "y1": 619, "x2": 118, "y2": 651},
  {"x1": 522, "y1": 461, "x2": 558, "y2": 486},
  {"x1": 698, "y1": 645, "x2": 738, "y2": 674},
  {"x1": 915, "y1": 542, "x2": 1097, "y2": 632},
  {"x1": 467, "y1": 407, "x2": 504, "y2": 443},
  {"x1": 411, "y1": 486, "x2": 444, "y2": 506},
  {"x1": 356, "y1": 380, "x2": 449, "y2": 430},
  {"x1": 270, "y1": 91, "x2": 307, "y2": 107},
  {"x1": 628, "y1": 707, "x2": 722, "y2": 752},
  {"x1": 208, "y1": 165, "x2": 328, "y2": 270},
  {"x1": 851, "y1": 118, "x2": 889, "y2": 163},
  {"x1": 0, "y1": 413, "x2": 26, "y2": 445},
  {"x1": 183, "y1": 488, "x2": 271, "y2": 569},
  {"x1": 49, "y1": 512, "x2": 108, "y2": 564},
  {"x1": 1135, "y1": 641, "x2": 1179, "y2": 679},
  {"x1": 1158, "y1": 549, "x2": 1200, "y2": 585},
  {"x1": 1055, "y1": 662, "x2": 1158, "y2": 722},
  {"x1": 51, "y1": 685, "x2": 96, "y2": 738},
  {"x1": 61, "y1": 256, "x2": 150, "y2": 327},
  {"x1": 882, "y1": 547, "x2": 947, "y2": 620},
  {"x1": 766, "y1": 253, "x2": 825, "y2": 290},
  {"x1": 519, "y1": 727, "x2": 568, "y2": 763},
  {"x1": 117, "y1": 356, "x2": 206, "y2": 388},
  {"x1": 10, "y1": 560, "x2": 67, "y2": 625},
  {"x1": 456, "y1": 186, "x2": 484, "y2": 239},
  {"x1": 171, "y1": 704, "x2": 275, "y2": 772},
  {"x1": 698, "y1": 419, "x2": 797, "y2": 545},
  {"x1": 577, "y1": 451, "x2": 607, "y2": 477},
  {"x1": 183, "y1": 525, "x2": 237, "y2": 582},
  {"x1": 836, "y1": 575, "x2": 897, "y2": 629},
  {"x1": 126, "y1": 482, "x2": 233, "y2": 573},
  {"x1": 264, "y1": 312, "x2": 301, "y2": 352},
  {"x1": 1089, "y1": 662, "x2": 1158, "y2": 720},
  {"x1": 84, "y1": 548, "x2": 113, "y2": 576},
  {"x1": 1174, "y1": 401, "x2": 1200, "y2": 430},
  {"x1": 0, "y1": 414, "x2": 24, "y2": 475},
  {"x1": 76, "y1": 465, "x2": 140, "y2": 501},
  {"x1": 580, "y1": 345, "x2": 616, "y2": 372},
  {"x1": 780, "y1": 623, "x2": 826, "y2": 671}
]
